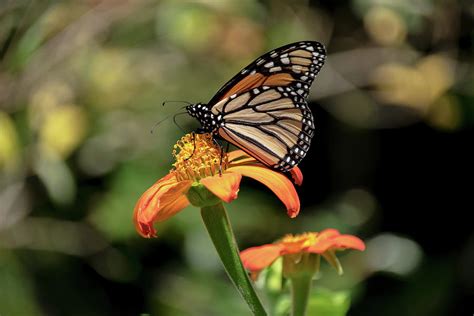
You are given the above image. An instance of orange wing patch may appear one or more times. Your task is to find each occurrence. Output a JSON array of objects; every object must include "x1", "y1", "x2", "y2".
[
  {"x1": 263, "y1": 73, "x2": 294, "y2": 86},
  {"x1": 220, "y1": 73, "x2": 294, "y2": 101}
]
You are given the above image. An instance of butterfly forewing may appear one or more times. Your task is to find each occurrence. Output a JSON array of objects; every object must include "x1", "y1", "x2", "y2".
[{"x1": 208, "y1": 41, "x2": 326, "y2": 105}]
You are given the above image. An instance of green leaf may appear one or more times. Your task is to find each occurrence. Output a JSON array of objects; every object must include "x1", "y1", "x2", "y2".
[{"x1": 0, "y1": 251, "x2": 43, "y2": 315}]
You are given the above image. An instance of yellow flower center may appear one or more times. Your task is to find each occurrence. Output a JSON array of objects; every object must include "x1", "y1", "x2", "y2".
[
  {"x1": 281, "y1": 232, "x2": 318, "y2": 253},
  {"x1": 172, "y1": 133, "x2": 228, "y2": 181}
]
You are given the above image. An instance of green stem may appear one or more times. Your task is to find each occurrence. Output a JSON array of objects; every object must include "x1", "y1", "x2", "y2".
[
  {"x1": 290, "y1": 275, "x2": 312, "y2": 316},
  {"x1": 201, "y1": 203, "x2": 267, "y2": 316}
]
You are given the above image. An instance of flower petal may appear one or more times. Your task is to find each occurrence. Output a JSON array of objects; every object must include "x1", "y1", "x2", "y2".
[
  {"x1": 240, "y1": 244, "x2": 284, "y2": 274},
  {"x1": 200, "y1": 172, "x2": 242, "y2": 203},
  {"x1": 289, "y1": 167, "x2": 303, "y2": 186},
  {"x1": 321, "y1": 250, "x2": 344, "y2": 275},
  {"x1": 228, "y1": 150, "x2": 250, "y2": 162},
  {"x1": 330, "y1": 235, "x2": 366, "y2": 251},
  {"x1": 159, "y1": 194, "x2": 191, "y2": 221},
  {"x1": 318, "y1": 228, "x2": 341, "y2": 240},
  {"x1": 133, "y1": 174, "x2": 192, "y2": 238},
  {"x1": 228, "y1": 165, "x2": 300, "y2": 217},
  {"x1": 308, "y1": 233, "x2": 366, "y2": 253},
  {"x1": 228, "y1": 151, "x2": 258, "y2": 168}
]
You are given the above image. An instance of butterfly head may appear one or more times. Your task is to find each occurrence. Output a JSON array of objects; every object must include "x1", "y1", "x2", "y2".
[{"x1": 186, "y1": 103, "x2": 220, "y2": 133}]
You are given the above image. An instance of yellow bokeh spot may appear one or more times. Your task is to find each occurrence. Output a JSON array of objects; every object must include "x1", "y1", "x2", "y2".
[
  {"x1": 0, "y1": 112, "x2": 21, "y2": 171},
  {"x1": 372, "y1": 63, "x2": 428, "y2": 111},
  {"x1": 29, "y1": 80, "x2": 74, "y2": 130},
  {"x1": 87, "y1": 49, "x2": 135, "y2": 108},
  {"x1": 372, "y1": 54, "x2": 455, "y2": 113},
  {"x1": 39, "y1": 105, "x2": 88, "y2": 158},
  {"x1": 364, "y1": 6, "x2": 406, "y2": 46},
  {"x1": 427, "y1": 94, "x2": 461, "y2": 131},
  {"x1": 417, "y1": 55, "x2": 455, "y2": 103}
]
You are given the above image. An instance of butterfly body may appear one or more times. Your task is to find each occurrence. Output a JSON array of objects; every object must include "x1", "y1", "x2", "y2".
[{"x1": 186, "y1": 41, "x2": 326, "y2": 171}]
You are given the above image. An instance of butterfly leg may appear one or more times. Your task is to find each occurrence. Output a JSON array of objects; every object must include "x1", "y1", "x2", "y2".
[{"x1": 211, "y1": 138, "x2": 225, "y2": 176}]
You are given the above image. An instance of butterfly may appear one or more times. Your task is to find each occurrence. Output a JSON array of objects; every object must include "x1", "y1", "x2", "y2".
[{"x1": 186, "y1": 41, "x2": 326, "y2": 171}]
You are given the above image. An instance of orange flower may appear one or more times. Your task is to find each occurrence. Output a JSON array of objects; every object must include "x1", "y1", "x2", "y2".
[
  {"x1": 134, "y1": 133, "x2": 303, "y2": 238},
  {"x1": 240, "y1": 229, "x2": 365, "y2": 278}
]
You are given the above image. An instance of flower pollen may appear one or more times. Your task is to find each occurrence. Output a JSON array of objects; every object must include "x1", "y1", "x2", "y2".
[
  {"x1": 172, "y1": 133, "x2": 228, "y2": 181},
  {"x1": 281, "y1": 232, "x2": 318, "y2": 253}
]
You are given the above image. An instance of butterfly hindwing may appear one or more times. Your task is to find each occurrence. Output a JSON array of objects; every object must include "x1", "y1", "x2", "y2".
[{"x1": 213, "y1": 86, "x2": 315, "y2": 171}]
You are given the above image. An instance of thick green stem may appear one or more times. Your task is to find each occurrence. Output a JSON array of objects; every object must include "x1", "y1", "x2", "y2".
[
  {"x1": 201, "y1": 203, "x2": 267, "y2": 316},
  {"x1": 290, "y1": 275, "x2": 312, "y2": 316}
]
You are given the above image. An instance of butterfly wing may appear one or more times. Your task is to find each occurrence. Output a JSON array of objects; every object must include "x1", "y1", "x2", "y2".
[
  {"x1": 211, "y1": 86, "x2": 314, "y2": 171},
  {"x1": 208, "y1": 41, "x2": 326, "y2": 105}
]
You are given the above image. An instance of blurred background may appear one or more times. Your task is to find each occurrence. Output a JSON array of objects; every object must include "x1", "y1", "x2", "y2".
[{"x1": 1, "y1": 0, "x2": 473, "y2": 315}]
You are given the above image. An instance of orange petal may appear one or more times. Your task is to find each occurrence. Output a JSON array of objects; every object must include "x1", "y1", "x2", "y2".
[
  {"x1": 307, "y1": 239, "x2": 340, "y2": 253},
  {"x1": 133, "y1": 174, "x2": 192, "y2": 238},
  {"x1": 158, "y1": 194, "x2": 190, "y2": 221},
  {"x1": 200, "y1": 172, "x2": 242, "y2": 203},
  {"x1": 289, "y1": 167, "x2": 303, "y2": 186},
  {"x1": 227, "y1": 165, "x2": 300, "y2": 217},
  {"x1": 330, "y1": 235, "x2": 366, "y2": 251},
  {"x1": 308, "y1": 234, "x2": 366, "y2": 253},
  {"x1": 228, "y1": 150, "x2": 251, "y2": 162},
  {"x1": 240, "y1": 244, "x2": 284, "y2": 273},
  {"x1": 227, "y1": 149, "x2": 262, "y2": 167},
  {"x1": 318, "y1": 228, "x2": 341, "y2": 240}
]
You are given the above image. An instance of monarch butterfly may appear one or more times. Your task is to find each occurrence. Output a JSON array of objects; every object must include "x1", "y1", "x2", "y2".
[{"x1": 186, "y1": 41, "x2": 326, "y2": 171}]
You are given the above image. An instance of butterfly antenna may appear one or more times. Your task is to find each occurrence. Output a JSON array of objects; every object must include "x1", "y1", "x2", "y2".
[
  {"x1": 151, "y1": 105, "x2": 190, "y2": 134},
  {"x1": 150, "y1": 113, "x2": 176, "y2": 134},
  {"x1": 172, "y1": 112, "x2": 189, "y2": 134}
]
